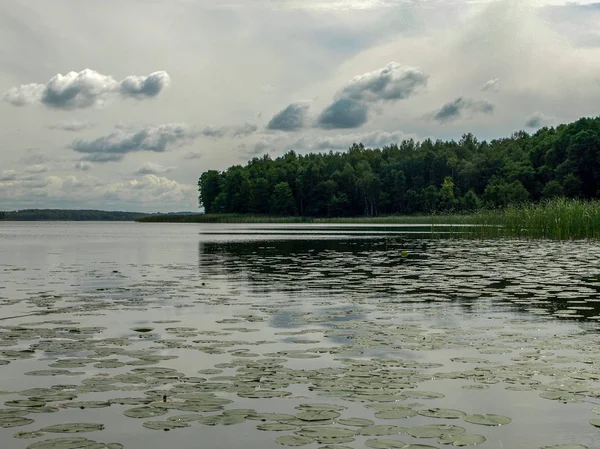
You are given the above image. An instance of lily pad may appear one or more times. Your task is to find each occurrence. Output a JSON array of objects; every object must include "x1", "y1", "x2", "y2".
[
  {"x1": 463, "y1": 414, "x2": 511, "y2": 426},
  {"x1": 375, "y1": 409, "x2": 417, "y2": 419},
  {"x1": 41, "y1": 423, "x2": 105, "y2": 433},
  {"x1": 142, "y1": 420, "x2": 190, "y2": 431},
  {"x1": 337, "y1": 418, "x2": 374, "y2": 427},
  {"x1": 276, "y1": 435, "x2": 315, "y2": 446},
  {"x1": 0, "y1": 416, "x2": 35, "y2": 428},
  {"x1": 296, "y1": 410, "x2": 341, "y2": 421},
  {"x1": 408, "y1": 425, "x2": 466, "y2": 438},
  {"x1": 365, "y1": 439, "x2": 406, "y2": 449},
  {"x1": 123, "y1": 406, "x2": 168, "y2": 419},
  {"x1": 438, "y1": 434, "x2": 486, "y2": 446},
  {"x1": 257, "y1": 423, "x2": 299, "y2": 431},
  {"x1": 360, "y1": 425, "x2": 406, "y2": 436},
  {"x1": 418, "y1": 408, "x2": 466, "y2": 419},
  {"x1": 198, "y1": 414, "x2": 245, "y2": 425}
]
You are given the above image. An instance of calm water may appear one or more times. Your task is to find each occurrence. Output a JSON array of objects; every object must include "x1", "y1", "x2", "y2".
[{"x1": 1, "y1": 222, "x2": 600, "y2": 449}]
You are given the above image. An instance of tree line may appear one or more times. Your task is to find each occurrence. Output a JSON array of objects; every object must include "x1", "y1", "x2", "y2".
[
  {"x1": 198, "y1": 116, "x2": 600, "y2": 217},
  {"x1": 0, "y1": 209, "x2": 150, "y2": 221}
]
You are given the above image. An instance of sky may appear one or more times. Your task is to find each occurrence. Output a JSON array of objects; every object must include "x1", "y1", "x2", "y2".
[{"x1": 1, "y1": 0, "x2": 600, "y2": 212}]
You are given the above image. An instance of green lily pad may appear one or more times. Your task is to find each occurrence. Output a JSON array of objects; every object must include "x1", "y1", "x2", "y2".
[
  {"x1": 463, "y1": 414, "x2": 511, "y2": 426},
  {"x1": 337, "y1": 418, "x2": 374, "y2": 427},
  {"x1": 27, "y1": 437, "x2": 96, "y2": 449},
  {"x1": 365, "y1": 439, "x2": 406, "y2": 449},
  {"x1": 5, "y1": 400, "x2": 46, "y2": 407},
  {"x1": 275, "y1": 435, "x2": 315, "y2": 446},
  {"x1": 296, "y1": 404, "x2": 348, "y2": 412},
  {"x1": 257, "y1": 423, "x2": 299, "y2": 431},
  {"x1": 540, "y1": 444, "x2": 589, "y2": 449},
  {"x1": 14, "y1": 430, "x2": 46, "y2": 439},
  {"x1": 198, "y1": 414, "x2": 245, "y2": 425},
  {"x1": 589, "y1": 418, "x2": 600, "y2": 428},
  {"x1": 0, "y1": 416, "x2": 35, "y2": 428},
  {"x1": 296, "y1": 410, "x2": 341, "y2": 421},
  {"x1": 167, "y1": 414, "x2": 201, "y2": 423},
  {"x1": 61, "y1": 401, "x2": 110, "y2": 409},
  {"x1": 438, "y1": 434, "x2": 486, "y2": 446},
  {"x1": 142, "y1": 420, "x2": 190, "y2": 431},
  {"x1": 375, "y1": 409, "x2": 417, "y2": 419},
  {"x1": 123, "y1": 406, "x2": 168, "y2": 419},
  {"x1": 360, "y1": 425, "x2": 406, "y2": 436},
  {"x1": 40, "y1": 423, "x2": 105, "y2": 433},
  {"x1": 408, "y1": 425, "x2": 466, "y2": 438},
  {"x1": 418, "y1": 408, "x2": 466, "y2": 419}
]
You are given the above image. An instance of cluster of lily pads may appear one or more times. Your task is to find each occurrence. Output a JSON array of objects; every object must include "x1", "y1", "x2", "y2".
[{"x1": 1, "y1": 237, "x2": 600, "y2": 449}]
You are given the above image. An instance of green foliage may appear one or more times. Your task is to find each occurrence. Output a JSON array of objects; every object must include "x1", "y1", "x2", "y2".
[{"x1": 197, "y1": 115, "x2": 600, "y2": 216}]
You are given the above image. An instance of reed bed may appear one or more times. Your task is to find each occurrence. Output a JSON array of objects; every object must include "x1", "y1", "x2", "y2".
[{"x1": 138, "y1": 199, "x2": 600, "y2": 240}]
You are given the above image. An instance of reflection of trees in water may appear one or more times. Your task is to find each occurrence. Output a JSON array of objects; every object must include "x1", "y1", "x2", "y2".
[
  {"x1": 197, "y1": 238, "x2": 426, "y2": 296},
  {"x1": 197, "y1": 238, "x2": 600, "y2": 323}
]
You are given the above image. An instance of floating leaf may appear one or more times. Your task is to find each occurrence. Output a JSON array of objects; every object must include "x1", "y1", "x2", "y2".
[
  {"x1": 123, "y1": 406, "x2": 168, "y2": 419},
  {"x1": 360, "y1": 425, "x2": 406, "y2": 436},
  {"x1": 418, "y1": 408, "x2": 466, "y2": 419},
  {"x1": 142, "y1": 421, "x2": 190, "y2": 431},
  {"x1": 365, "y1": 439, "x2": 406, "y2": 449},
  {"x1": 337, "y1": 418, "x2": 373, "y2": 427},
  {"x1": 257, "y1": 423, "x2": 299, "y2": 431},
  {"x1": 41, "y1": 423, "x2": 105, "y2": 433},
  {"x1": 438, "y1": 434, "x2": 486, "y2": 446},
  {"x1": 408, "y1": 425, "x2": 465, "y2": 438},
  {"x1": 463, "y1": 414, "x2": 511, "y2": 426},
  {"x1": 275, "y1": 435, "x2": 315, "y2": 446},
  {"x1": 296, "y1": 410, "x2": 341, "y2": 422}
]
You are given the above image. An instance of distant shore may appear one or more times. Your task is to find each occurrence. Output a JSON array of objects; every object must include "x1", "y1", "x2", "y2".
[{"x1": 136, "y1": 199, "x2": 600, "y2": 240}]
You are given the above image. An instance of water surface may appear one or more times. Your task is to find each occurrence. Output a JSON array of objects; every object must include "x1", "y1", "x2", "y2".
[{"x1": 1, "y1": 222, "x2": 599, "y2": 449}]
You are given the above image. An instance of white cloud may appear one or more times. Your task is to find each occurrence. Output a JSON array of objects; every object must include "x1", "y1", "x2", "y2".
[
  {"x1": 3, "y1": 69, "x2": 170, "y2": 109},
  {"x1": 50, "y1": 119, "x2": 94, "y2": 132},
  {"x1": 136, "y1": 162, "x2": 175, "y2": 175},
  {"x1": 71, "y1": 123, "x2": 195, "y2": 162}
]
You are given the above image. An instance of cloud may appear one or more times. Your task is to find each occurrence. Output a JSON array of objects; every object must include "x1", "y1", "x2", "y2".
[
  {"x1": 481, "y1": 78, "x2": 500, "y2": 92},
  {"x1": 266, "y1": 102, "x2": 311, "y2": 131},
  {"x1": 304, "y1": 130, "x2": 417, "y2": 151},
  {"x1": 74, "y1": 161, "x2": 93, "y2": 171},
  {"x1": 200, "y1": 122, "x2": 258, "y2": 138},
  {"x1": 525, "y1": 111, "x2": 553, "y2": 128},
  {"x1": 136, "y1": 162, "x2": 175, "y2": 175},
  {"x1": 316, "y1": 98, "x2": 369, "y2": 129},
  {"x1": 71, "y1": 123, "x2": 195, "y2": 162},
  {"x1": 315, "y1": 62, "x2": 428, "y2": 129},
  {"x1": 49, "y1": 119, "x2": 94, "y2": 132},
  {"x1": 339, "y1": 62, "x2": 428, "y2": 103},
  {"x1": 183, "y1": 152, "x2": 203, "y2": 160},
  {"x1": 0, "y1": 170, "x2": 17, "y2": 182},
  {"x1": 3, "y1": 69, "x2": 170, "y2": 109},
  {"x1": 25, "y1": 165, "x2": 47, "y2": 174},
  {"x1": 119, "y1": 71, "x2": 171, "y2": 98},
  {"x1": 432, "y1": 97, "x2": 494, "y2": 123}
]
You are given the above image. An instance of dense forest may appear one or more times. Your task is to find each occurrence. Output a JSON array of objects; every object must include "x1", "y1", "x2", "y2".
[
  {"x1": 198, "y1": 116, "x2": 600, "y2": 217},
  {"x1": 0, "y1": 209, "x2": 150, "y2": 221}
]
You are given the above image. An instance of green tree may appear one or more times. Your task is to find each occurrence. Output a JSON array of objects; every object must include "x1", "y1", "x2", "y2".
[
  {"x1": 438, "y1": 177, "x2": 457, "y2": 211},
  {"x1": 198, "y1": 170, "x2": 221, "y2": 213},
  {"x1": 270, "y1": 182, "x2": 296, "y2": 216}
]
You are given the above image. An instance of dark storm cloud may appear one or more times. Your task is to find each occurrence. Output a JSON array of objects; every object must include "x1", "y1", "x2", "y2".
[
  {"x1": 316, "y1": 98, "x2": 369, "y2": 129},
  {"x1": 433, "y1": 97, "x2": 494, "y2": 122},
  {"x1": 266, "y1": 102, "x2": 310, "y2": 131}
]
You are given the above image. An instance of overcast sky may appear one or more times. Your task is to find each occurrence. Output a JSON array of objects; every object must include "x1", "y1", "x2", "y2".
[{"x1": 1, "y1": 0, "x2": 599, "y2": 212}]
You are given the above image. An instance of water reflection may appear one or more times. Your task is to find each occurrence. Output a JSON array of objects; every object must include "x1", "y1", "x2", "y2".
[{"x1": 198, "y1": 236, "x2": 600, "y2": 324}]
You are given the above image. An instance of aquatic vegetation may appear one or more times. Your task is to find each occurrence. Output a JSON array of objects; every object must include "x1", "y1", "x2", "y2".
[{"x1": 1, "y1": 227, "x2": 600, "y2": 449}]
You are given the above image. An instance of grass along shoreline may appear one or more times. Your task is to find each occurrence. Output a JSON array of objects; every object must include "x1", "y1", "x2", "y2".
[{"x1": 137, "y1": 198, "x2": 600, "y2": 240}]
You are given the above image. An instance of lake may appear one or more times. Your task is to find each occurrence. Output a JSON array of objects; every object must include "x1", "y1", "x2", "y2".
[{"x1": 0, "y1": 222, "x2": 599, "y2": 449}]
